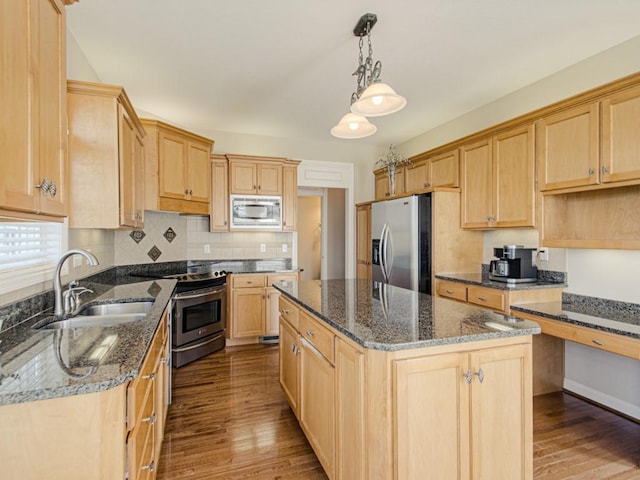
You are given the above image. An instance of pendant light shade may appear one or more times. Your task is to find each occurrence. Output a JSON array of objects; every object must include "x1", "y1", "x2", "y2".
[
  {"x1": 350, "y1": 82, "x2": 407, "y2": 117},
  {"x1": 330, "y1": 112, "x2": 377, "y2": 139}
]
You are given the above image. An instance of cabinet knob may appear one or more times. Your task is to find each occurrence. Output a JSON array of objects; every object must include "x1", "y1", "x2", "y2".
[
  {"x1": 142, "y1": 412, "x2": 157, "y2": 424},
  {"x1": 477, "y1": 296, "x2": 487, "y2": 302},
  {"x1": 601, "y1": 165, "x2": 609, "y2": 175},
  {"x1": 142, "y1": 372, "x2": 156, "y2": 380},
  {"x1": 463, "y1": 369, "x2": 473, "y2": 384},
  {"x1": 588, "y1": 167, "x2": 595, "y2": 176},
  {"x1": 475, "y1": 368, "x2": 485, "y2": 383},
  {"x1": 446, "y1": 289, "x2": 453, "y2": 294},
  {"x1": 305, "y1": 329, "x2": 315, "y2": 337},
  {"x1": 185, "y1": 189, "x2": 189, "y2": 194},
  {"x1": 141, "y1": 461, "x2": 155, "y2": 472},
  {"x1": 424, "y1": 182, "x2": 430, "y2": 188}
]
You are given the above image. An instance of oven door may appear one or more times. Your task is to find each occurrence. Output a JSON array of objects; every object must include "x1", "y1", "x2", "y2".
[{"x1": 173, "y1": 286, "x2": 226, "y2": 347}]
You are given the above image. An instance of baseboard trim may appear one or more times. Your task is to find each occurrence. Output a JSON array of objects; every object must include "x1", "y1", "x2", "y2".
[{"x1": 563, "y1": 379, "x2": 640, "y2": 421}]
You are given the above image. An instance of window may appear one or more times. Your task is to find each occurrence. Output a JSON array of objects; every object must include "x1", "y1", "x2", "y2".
[{"x1": 0, "y1": 222, "x2": 64, "y2": 294}]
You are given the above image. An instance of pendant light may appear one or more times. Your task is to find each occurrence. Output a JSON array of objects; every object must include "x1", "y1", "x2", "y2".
[{"x1": 330, "y1": 112, "x2": 377, "y2": 139}]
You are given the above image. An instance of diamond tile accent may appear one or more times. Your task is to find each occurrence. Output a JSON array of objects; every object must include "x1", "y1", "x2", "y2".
[
  {"x1": 129, "y1": 230, "x2": 146, "y2": 244},
  {"x1": 163, "y1": 227, "x2": 177, "y2": 243},
  {"x1": 147, "y1": 282, "x2": 162, "y2": 297},
  {"x1": 147, "y1": 245, "x2": 162, "y2": 262}
]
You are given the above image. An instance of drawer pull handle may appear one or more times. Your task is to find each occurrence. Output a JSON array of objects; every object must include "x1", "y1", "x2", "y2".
[
  {"x1": 281, "y1": 308, "x2": 289, "y2": 314},
  {"x1": 141, "y1": 461, "x2": 155, "y2": 472},
  {"x1": 142, "y1": 372, "x2": 156, "y2": 380},
  {"x1": 592, "y1": 339, "x2": 605, "y2": 347},
  {"x1": 477, "y1": 296, "x2": 487, "y2": 302},
  {"x1": 306, "y1": 330, "x2": 315, "y2": 337},
  {"x1": 446, "y1": 289, "x2": 453, "y2": 294},
  {"x1": 142, "y1": 413, "x2": 157, "y2": 424}
]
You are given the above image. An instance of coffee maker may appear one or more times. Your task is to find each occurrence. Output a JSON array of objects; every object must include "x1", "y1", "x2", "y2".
[{"x1": 489, "y1": 245, "x2": 538, "y2": 283}]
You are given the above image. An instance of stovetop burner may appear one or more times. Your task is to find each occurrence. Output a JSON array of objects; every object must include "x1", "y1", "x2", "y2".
[{"x1": 164, "y1": 270, "x2": 228, "y2": 283}]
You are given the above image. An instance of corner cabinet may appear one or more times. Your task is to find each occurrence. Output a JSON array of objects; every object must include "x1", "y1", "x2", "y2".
[
  {"x1": 0, "y1": 0, "x2": 68, "y2": 220},
  {"x1": 67, "y1": 81, "x2": 146, "y2": 229},
  {"x1": 461, "y1": 123, "x2": 535, "y2": 229},
  {"x1": 141, "y1": 119, "x2": 214, "y2": 215}
]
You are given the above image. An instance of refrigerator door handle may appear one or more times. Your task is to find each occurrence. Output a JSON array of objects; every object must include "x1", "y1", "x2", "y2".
[
  {"x1": 384, "y1": 224, "x2": 393, "y2": 279},
  {"x1": 380, "y1": 223, "x2": 389, "y2": 283}
]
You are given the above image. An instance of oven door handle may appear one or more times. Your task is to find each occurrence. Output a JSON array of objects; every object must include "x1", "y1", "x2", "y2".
[
  {"x1": 174, "y1": 287, "x2": 226, "y2": 300},
  {"x1": 172, "y1": 332, "x2": 225, "y2": 352}
]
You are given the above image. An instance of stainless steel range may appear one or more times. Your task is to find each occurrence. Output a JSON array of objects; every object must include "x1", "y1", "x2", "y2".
[{"x1": 164, "y1": 269, "x2": 227, "y2": 367}]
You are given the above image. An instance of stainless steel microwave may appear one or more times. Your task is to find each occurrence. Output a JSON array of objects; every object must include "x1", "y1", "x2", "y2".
[{"x1": 230, "y1": 195, "x2": 282, "y2": 229}]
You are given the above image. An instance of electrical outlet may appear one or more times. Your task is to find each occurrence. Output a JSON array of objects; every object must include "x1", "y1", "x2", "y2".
[
  {"x1": 260, "y1": 243, "x2": 266, "y2": 253},
  {"x1": 282, "y1": 243, "x2": 288, "y2": 253},
  {"x1": 204, "y1": 244, "x2": 211, "y2": 254},
  {"x1": 73, "y1": 256, "x2": 83, "y2": 267},
  {"x1": 537, "y1": 248, "x2": 549, "y2": 261}
]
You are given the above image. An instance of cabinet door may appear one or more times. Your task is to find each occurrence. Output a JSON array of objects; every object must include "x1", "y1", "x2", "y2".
[
  {"x1": 461, "y1": 138, "x2": 493, "y2": 228},
  {"x1": 158, "y1": 131, "x2": 187, "y2": 199},
  {"x1": 279, "y1": 317, "x2": 300, "y2": 415},
  {"x1": 187, "y1": 141, "x2": 211, "y2": 203},
  {"x1": 35, "y1": 0, "x2": 67, "y2": 217},
  {"x1": 264, "y1": 287, "x2": 281, "y2": 336},
  {"x1": 470, "y1": 344, "x2": 532, "y2": 480},
  {"x1": 133, "y1": 129, "x2": 145, "y2": 227},
  {"x1": 405, "y1": 159, "x2": 430, "y2": 192},
  {"x1": 394, "y1": 353, "x2": 470, "y2": 480},
  {"x1": 229, "y1": 161, "x2": 258, "y2": 194},
  {"x1": 210, "y1": 159, "x2": 229, "y2": 231},
  {"x1": 231, "y1": 287, "x2": 265, "y2": 337},
  {"x1": 493, "y1": 124, "x2": 535, "y2": 227},
  {"x1": 282, "y1": 165, "x2": 297, "y2": 231},
  {"x1": 356, "y1": 204, "x2": 371, "y2": 280},
  {"x1": 300, "y1": 337, "x2": 335, "y2": 479},
  {"x1": 601, "y1": 85, "x2": 640, "y2": 184},
  {"x1": 119, "y1": 105, "x2": 137, "y2": 228},
  {"x1": 430, "y1": 149, "x2": 460, "y2": 188},
  {"x1": 257, "y1": 163, "x2": 282, "y2": 195},
  {"x1": 374, "y1": 171, "x2": 389, "y2": 200},
  {"x1": 537, "y1": 102, "x2": 599, "y2": 191},
  {"x1": 335, "y1": 338, "x2": 366, "y2": 480}
]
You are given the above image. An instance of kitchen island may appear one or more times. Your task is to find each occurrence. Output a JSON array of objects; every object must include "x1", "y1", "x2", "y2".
[{"x1": 275, "y1": 279, "x2": 540, "y2": 480}]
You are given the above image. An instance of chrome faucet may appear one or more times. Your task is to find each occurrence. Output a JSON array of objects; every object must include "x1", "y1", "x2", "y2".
[{"x1": 53, "y1": 249, "x2": 99, "y2": 318}]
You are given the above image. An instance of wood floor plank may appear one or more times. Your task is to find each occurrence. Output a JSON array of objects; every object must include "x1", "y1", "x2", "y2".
[{"x1": 157, "y1": 343, "x2": 640, "y2": 479}]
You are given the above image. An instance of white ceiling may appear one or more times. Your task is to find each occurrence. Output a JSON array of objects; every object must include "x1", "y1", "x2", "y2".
[{"x1": 67, "y1": 1, "x2": 640, "y2": 148}]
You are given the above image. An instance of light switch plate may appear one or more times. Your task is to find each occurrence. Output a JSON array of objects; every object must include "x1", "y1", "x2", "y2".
[
  {"x1": 282, "y1": 243, "x2": 288, "y2": 253},
  {"x1": 260, "y1": 243, "x2": 267, "y2": 253}
]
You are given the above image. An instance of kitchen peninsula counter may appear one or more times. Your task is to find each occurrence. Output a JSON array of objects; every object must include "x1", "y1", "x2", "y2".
[{"x1": 275, "y1": 279, "x2": 538, "y2": 480}]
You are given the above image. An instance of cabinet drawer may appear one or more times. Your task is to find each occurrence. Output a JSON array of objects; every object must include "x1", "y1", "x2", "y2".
[
  {"x1": 467, "y1": 285, "x2": 507, "y2": 312},
  {"x1": 436, "y1": 280, "x2": 467, "y2": 302},
  {"x1": 267, "y1": 273, "x2": 298, "y2": 286},
  {"x1": 300, "y1": 310, "x2": 334, "y2": 364},
  {"x1": 128, "y1": 327, "x2": 163, "y2": 431},
  {"x1": 280, "y1": 296, "x2": 300, "y2": 331},
  {"x1": 232, "y1": 274, "x2": 266, "y2": 288},
  {"x1": 127, "y1": 386, "x2": 155, "y2": 480},
  {"x1": 533, "y1": 316, "x2": 640, "y2": 360}
]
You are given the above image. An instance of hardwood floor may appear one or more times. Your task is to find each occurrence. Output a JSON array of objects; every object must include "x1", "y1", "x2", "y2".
[{"x1": 158, "y1": 343, "x2": 640, "y2": 480}]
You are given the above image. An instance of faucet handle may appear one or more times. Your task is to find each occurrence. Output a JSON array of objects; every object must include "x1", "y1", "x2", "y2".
[{"x1": 63, "y1": 284, "x2": 94, "y2": 315}]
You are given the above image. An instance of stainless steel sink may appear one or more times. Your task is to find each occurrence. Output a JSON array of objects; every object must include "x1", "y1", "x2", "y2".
[
  {"x1": 36, "y1": 301, "x2": 153, "y2": 330},
  {"x1": 79, "y1": 301, "x2": 153, "y2": 316}
]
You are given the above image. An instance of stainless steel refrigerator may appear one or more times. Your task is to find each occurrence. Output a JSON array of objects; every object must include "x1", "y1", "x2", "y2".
[{"x1": 371, "y1": 194, "x2": 431, "y2": 293}]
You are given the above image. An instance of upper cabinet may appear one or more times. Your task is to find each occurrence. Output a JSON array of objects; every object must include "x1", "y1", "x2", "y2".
[
  {"x1": 282, "y1": 162, "x2": 300, "y2": 231},
  {"x1": 142, "y1": 119, "x2": 214, "y2": 215},
  {"x1": 539, "y1": 84, "x2": 640, "y2": 193},
  {"x1": 356, "y1": 203, "x2": 372, "y2": 281},
  {"x1": 461, "y1": 124, "x2": 535, "y2": 229},
  {"x1": 67, "y1": 81, "x2": 146, "y2": 229},
  {"x1": 374, "y1": 165, "x2": 406, "y2": 200},
  {"x1": 228, "y1": 155, "x2": 284, "y2": 195},
  {"x1": 0, "y1": 0, "x2": 67, "y2": 220},
  {"x1": 210, "y1": 154, "x2": 229, "y2": 232}
]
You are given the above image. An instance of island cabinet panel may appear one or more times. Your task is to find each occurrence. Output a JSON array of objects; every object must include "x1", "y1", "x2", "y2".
[
  {"x1": 335, "y1": 337, "x2": 366, "y2": 480},
  {"x1": 393, "y1": 343, "x2": 532, "y2": 480},
  {"x1": 279, "y1": 316, "x2": 301, "y2": 415},
  {"x1": 394, "y1": 353, "x2": 470, "y2": 480},
  {"x1": 300, "y1": 332, "x2": 336, "y2": 479}
]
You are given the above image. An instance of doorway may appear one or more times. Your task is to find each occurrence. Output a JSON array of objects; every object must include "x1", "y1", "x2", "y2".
[{"x1": 297, "y1": 195, "x2": 321, "y2": 281}]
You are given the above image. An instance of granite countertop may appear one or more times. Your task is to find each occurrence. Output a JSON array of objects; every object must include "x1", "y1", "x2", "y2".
[
  {"x1": 436, "y1": 272, "x2": 566, "y2": 291},
  {"x1": 0, "y1": 278, "x2": 176, "y2": 406},
  {"x1": 274, "y1": 279, "x2": 540, "y2": 352},
  {"x1": 511, "y1": 294, "x2": 640, "y2": 340}
]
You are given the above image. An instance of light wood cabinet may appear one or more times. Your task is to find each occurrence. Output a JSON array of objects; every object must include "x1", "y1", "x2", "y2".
[
  {"x1": 404, "y1": 157, "x2": 430, "y2": 192},
  {"x1": 356, "y1": 203, "x2": 372, "y2": 280},
  {"x1": 210, "y1": 154, "x2": 229, "y2": 231},
  {"x1": 230, "y1": 273, "x2": 298, "y2": 340},
  {"x1": 404, "y1": 149, "x2": 460, "y2": 193},
  {"x1": 393, "y1": 343, "x2": 532, "y2": 480},
  {"x1": 228, "y1": 155, "x2": 284, "y2": 195},
  {"x1": 537, "y1": 103, "x2": 600, "y2": 192},
  {"x1": 436, "y1": 278, "x2": 563, "y2": 314},
  {"x1": 299, "y1": 310, "x2": 336, "y2": 479},
  {"x1": 67, "y1": 80, "x2": 146, "y2": 229},
  {"x1": 0, "y1": 0, "x2": 67, "y2": 220},
  {"x1": 141, "y1": 119, "x2": 214, "y2": 215},
  {"x1": 282, "y1": 163, "x2": 299, "y2": 231},
  {"x1": 374, "y1": 165, "x2": 406, "y2": 200},
  {"x1": 461, "y1": 123, "x2": 535, "y2": 229},
  {"x1": 279, "y1": 311, "x2": 301, "y2": 416}
]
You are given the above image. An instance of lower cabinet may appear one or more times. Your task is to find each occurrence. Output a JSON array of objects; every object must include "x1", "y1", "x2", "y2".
[
  {"x1": 279, "y1": 296, "x2": 533, "y2": 480},
  {"x1": 230, "y1": 273, "x2": 298, "y2": 340},
  {"x1": 393, "y1": 344, "x2": 532, "y2": 480}
]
